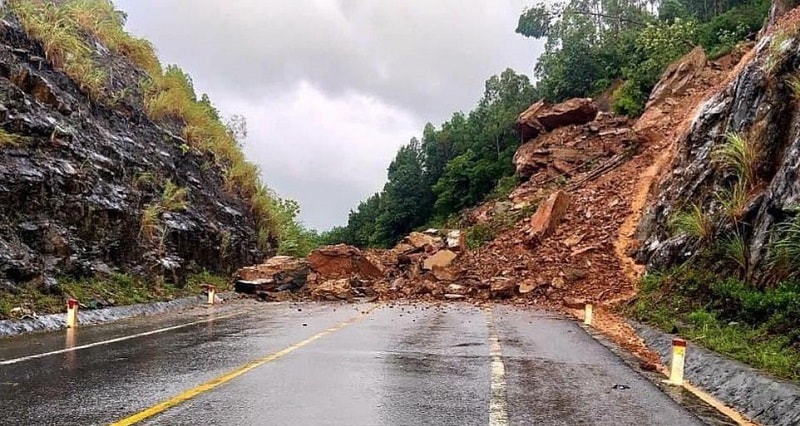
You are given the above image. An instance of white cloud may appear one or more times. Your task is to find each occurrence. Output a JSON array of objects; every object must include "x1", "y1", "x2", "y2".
[{"x1": 218, "y1": 82, "x2": 418, "y2": 229}]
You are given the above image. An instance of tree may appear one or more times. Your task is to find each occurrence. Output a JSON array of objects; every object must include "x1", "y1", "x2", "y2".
[{"x1": 372, "y1": 139, "x2": 433, "y2": 247}]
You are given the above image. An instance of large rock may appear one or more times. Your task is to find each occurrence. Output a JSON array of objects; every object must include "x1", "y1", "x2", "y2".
[
  {"x1": 515, "y1": 100, "x2": 548, "y2": 141},
  {"x1": 235, "y1": 256, "x2": 310, "y2": 294},
  {"x1": 422, "y1": 249, "x2": 457, "y2": 270},
  {"x1": 308, "y1": 244, "x2": 383, "y2": 279},
  {"x1": 310, "y1": 279, "x2": 352, "y2": 301},
  {"x1": 405, "y1": 232, "x2": 444, "y2": 251},
  {"x1": 528, "y1": 191, "x2": 571, "y2": 243},
  {"x1": 490, "y1": 278, "x2": 516, "y2": 298},
  {"x1": 646, "y1": 47, "x2": 707, "y2": 109},
  {"x1": 536, "y1": 98, "x2": 598, "y2": 132},
  {"x1": 515, "y1": 98, "x2": 598, "y2": 143},
  {"x1": 446, "y1": 230, "x2": 467, "y2": 252}
]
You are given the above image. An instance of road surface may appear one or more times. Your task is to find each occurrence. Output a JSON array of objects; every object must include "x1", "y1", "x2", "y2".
[{"x1": 0, "y1": 301, "x2": 710, "y2": 425}]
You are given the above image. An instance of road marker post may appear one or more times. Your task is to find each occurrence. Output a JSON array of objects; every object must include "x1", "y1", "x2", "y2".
[
  {"x1": 66, "y1": 298, "x2": 79, "y2": 328},
  {"x1": 668, "y1": 338, "x2": 687, "y2": 386},
  {"x1": 584, "y1": 303, "x2": 593, "y2": 326},
  {"x1": 206, "y1": 285, "x2": 216, "y2": 305}
]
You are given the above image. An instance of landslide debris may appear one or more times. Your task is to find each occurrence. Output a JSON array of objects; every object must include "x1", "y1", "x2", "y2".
[{"x1": 234, "y1": 44, "x2": 747, "y2": 321}]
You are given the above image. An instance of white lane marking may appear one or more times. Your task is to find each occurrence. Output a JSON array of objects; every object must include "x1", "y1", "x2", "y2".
[
  {"x1": 485, "y1": 308, "x2": 509, "y2": 426},
  {"x1": 0, "y1": 311, "x2": 243, "y2": 366}
]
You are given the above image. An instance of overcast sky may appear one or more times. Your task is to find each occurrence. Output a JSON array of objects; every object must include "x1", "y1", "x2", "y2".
[{"x1": 115, "y1": 0, "x2": 545, "y2": 230}]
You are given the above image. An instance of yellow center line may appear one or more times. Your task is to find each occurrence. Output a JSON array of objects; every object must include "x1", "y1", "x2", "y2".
[{"x1": 111, "y1": 305, "x2": 380, "y2": 426}]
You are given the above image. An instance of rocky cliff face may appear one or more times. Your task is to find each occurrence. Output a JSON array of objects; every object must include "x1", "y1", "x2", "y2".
[
  {"x1": 0, "y1": 18, "x2": 263, "y2": 292},
  {"x1": 637, "y1": 10, "x2": 800, "y2": 280}
]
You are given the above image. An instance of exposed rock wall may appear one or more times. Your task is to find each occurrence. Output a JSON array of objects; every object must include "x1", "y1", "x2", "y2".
[
  {"x1": 0, "y1": 19, "x2": 263, "y2": 291},
  {"x1": 636, "y1": 20, "x2": 800, "y2": 278}
]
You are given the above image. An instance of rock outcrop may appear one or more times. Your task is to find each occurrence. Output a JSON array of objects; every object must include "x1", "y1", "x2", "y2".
[
  {"x1": 637, "y1": 21, "x2": 800, "y2": 281},
  {"x1": 0, "y1": 16, "x2": 265, "y2": 292},
  {"x1": 515, "y1": 98, "x2": 599, "y2": 142}
]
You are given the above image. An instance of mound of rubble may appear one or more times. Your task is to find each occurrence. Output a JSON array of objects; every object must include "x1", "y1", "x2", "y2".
[
  {"x1": 235, "y1": 230, "x2": 472, "y2": 302},
  {"x1": 235, "y1": 46, "x2": 745, "y2": 311}
]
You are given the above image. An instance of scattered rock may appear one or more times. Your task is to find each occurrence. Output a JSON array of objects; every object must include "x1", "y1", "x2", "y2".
[
  {"x1": 647, "y1": 47, "x2": 707, "y2": 109},
  {"x1": 562, "y1": 297, "x2": 587, "y2": 310},
  {"x1": 423, "y1": 249, "x2": 457, "y2": 270},
  {"x1": 310, "y1": 279, "x2": 352, "y2": 301},
  {"x1": 528, "y1": 191, "x2": 571, "y2": 243}
]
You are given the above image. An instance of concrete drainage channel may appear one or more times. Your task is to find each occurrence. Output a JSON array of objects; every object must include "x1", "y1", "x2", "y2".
[
  {"x1": 633, "y1": 323, "x2": 800, "y2": 426},
  {"x1": 0, "y1": 292, "x2": 235, "y2": 338}
]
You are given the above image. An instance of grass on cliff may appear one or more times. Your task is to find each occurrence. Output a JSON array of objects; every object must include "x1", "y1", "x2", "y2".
[
  {"x1": 669, "y1": 204, "x2": 714, "y2": 240},
  {"x1": 0, "y1": 128, "x2": 28, "y2": 147},
  {"x1": 629, "y1": 269, "x2": 800, "y2": 384},
  {"x1": 0, "y1": 272, "x2": 227, "y2": 319},
  {"x1": 7, "y1": 0, "x2": 286, "y2": 253}
]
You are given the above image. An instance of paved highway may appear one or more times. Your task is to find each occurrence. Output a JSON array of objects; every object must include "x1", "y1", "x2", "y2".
[{"x1": 0, "y1": 301, "x2": 710, "y2": 425}]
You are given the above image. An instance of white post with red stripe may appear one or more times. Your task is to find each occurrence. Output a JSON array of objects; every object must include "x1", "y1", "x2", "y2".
[
  {"x1": 669, "y1": 338, "x2": 687, "y2": 385},
  {"x1": 66, "y1": 298, "x2": 79, "y2": 328}
]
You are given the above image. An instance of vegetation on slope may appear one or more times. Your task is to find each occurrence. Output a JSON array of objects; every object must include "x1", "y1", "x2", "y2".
[
  {"x1": 327, "y1": 0, "x2": 766, "y2": 249},
  {"x1": 517, "y1": 0, "x2": 770, "y2": 116},
  {"x1": 5, "y1": 0, "x2": 317, "y2": 256}
]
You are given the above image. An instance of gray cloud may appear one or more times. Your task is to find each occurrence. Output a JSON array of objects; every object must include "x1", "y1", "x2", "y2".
[{"x1": 115, "y1": 0, "x2": 545, "y2": 229}]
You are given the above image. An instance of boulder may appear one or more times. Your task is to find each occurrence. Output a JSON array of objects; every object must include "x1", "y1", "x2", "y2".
[
  {"x1": 490, "y1": 278, "x2": 516, "y2": 298},
  {"x1": 515, "y1": 100, "x2": 548, "y2": 141},
  {"x1": 528, "y1": 191, "x2": 571, "y2": 243},
  {"x1": 308, "y1": 244, "x2": 383, "y2": 279},
  {"x1": 536, "y1": 98, "x2": 598, "y2": 131},
  {"x1": 406, "y1": 232, "x2": 443, "y2": 250},
  {"x1": 518, "y1": 279, "x2": 546, "y2": 295},
  {"x1": 432, "y1": 265, "x2": 460, "y2": 282},
  {"x1": 515, "y1": 98, "x2": 599, "y2": 143},
  {"x1": 235, "y1": 256, "x2": 310, "y2": 294},
  {"x1": 446, "y1": 283, "x2": 468, "y2": 295},
  {"x1": 647, "y1": 47, "x2": 707, "y2": 109},
  {"x1": 562, "y1": 296, "x2": 587, "y2": 310},
  {"x1": 446, "y1": 230, "x2": 467, "y2": 252},
  {"x1": 310, "y1": 279, "x2": 352, "y2": 301},
  {"x1": 422, "y1": 249, "x2": 457, "y2": 270}
]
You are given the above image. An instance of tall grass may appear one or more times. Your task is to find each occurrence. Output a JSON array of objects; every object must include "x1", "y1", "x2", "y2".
[
  {"x1": 161, "y1": 180, "x2": 188, "y2": 212},
  {"x1": 771, "y1": 212, "x2": 800, "y2": 276},
  {"x1": 713, "y1": 132, "x2": 759, "y2": 188},
  {"x1": 787, "y1": 74, "x2": 800, "y2": 101},
  {"x1": 670, "y1": 204, "x2": 714, "y2": 240},
  {"x1": 716, "y1": 179, "x2": 750, "y2": 221},
  {"x1": 0, "y1": 128, "x2": 25, "y2": 147},
  {"x1": 721, "y1": 232, "x2": 750, "y2": 280}
]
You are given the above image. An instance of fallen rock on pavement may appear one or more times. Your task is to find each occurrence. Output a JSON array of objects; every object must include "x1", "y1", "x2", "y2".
[
  {"x1": 309, "y1": 279, "x2": 353, "y2": 301},
  {"x1": 235, "y1": 256, "x2": 310, "y2": 294},
  {"x1": 308, "y1": 244, "x2": 383, "y2": 279}
]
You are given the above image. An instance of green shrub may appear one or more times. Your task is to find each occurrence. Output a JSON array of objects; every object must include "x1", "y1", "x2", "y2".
[{"x1": 611, "y1": 81, "x2": 647, "y2": 117}]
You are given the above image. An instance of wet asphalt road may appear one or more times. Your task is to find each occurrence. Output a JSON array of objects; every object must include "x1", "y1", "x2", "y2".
[{"x1": 0, "y1": 301, "x2": 706, "y2": 425}]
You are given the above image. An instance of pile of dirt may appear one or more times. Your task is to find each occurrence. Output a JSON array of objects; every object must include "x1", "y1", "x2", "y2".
[{"x1": 458, "y1": 46, "x2": 736, "y2": 311}]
